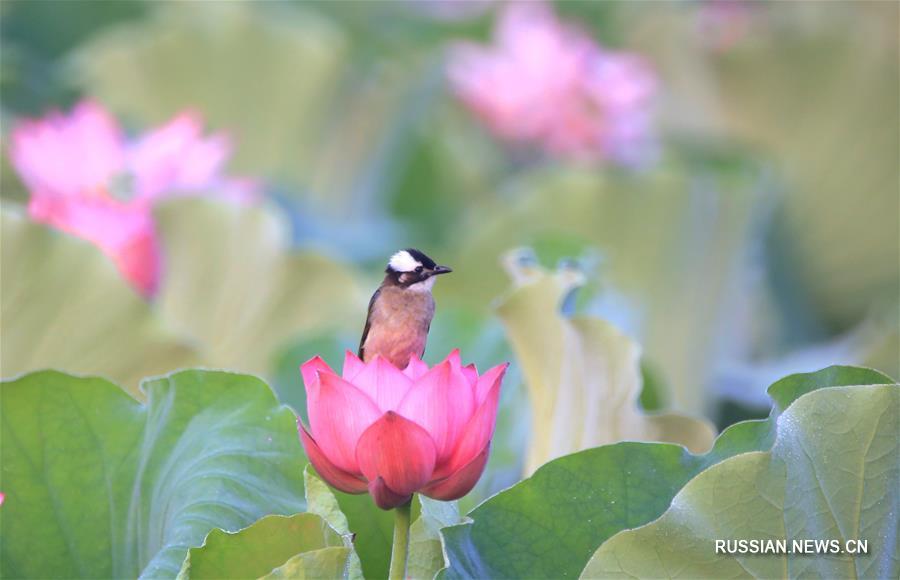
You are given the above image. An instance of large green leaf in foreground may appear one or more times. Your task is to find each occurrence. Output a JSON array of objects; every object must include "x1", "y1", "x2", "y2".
[
  {"x1": 0, "y1": 370, "x2": 306, "y2": 579},
  {"x1": 495, "y1": 253, "x2": 715, "y2": 474},
  {"x1": 583, "y1": 384, "x2": 899, "y2": 579},
  {"x1": 155, "y1": 199, "x2": 364, "y2": 376},
  {"x1": 440, "y1": 366, "x2": 894, "y2": 579},
  {"x1": 178, "y1": 466, "x2": 379, "y2": 580},
  {"x1": 0, "y1": 206, "x2": 197, "y2": 398},
  {"x1": 176, "y1": 514, "x2": 347, "y2": 580}
]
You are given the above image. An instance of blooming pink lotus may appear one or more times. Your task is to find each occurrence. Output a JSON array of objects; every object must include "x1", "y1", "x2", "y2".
[
  {"x1": 9, "y1": 100, "x2": 257, "y2": 296},
  {"x1": 298, "y1": 350, "x2": 508, "y2": 509},
  {"x1": 447, "y1": 1, "x2": 658, "y2": 166}
]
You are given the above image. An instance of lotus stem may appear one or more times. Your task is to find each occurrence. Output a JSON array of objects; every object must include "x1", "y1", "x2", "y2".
[{"x1": 388, "y1": 498, "x2": 413, "y2": 580}]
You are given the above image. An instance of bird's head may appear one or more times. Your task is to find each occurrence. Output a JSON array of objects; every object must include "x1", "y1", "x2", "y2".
[{"x1": 385, "y1": 248, "x2": 452, "y2": 291}]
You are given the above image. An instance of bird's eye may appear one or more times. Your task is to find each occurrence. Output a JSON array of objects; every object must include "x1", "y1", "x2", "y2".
[{"x1": 414, "y1": 266, "x2": 423, "y2": 273}]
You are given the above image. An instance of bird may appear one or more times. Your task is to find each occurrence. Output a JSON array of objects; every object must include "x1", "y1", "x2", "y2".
[{"x1": 358, "y1": 248, "x2": 452, "y2": 369}]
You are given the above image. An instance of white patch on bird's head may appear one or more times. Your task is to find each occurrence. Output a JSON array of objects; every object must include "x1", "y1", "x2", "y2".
[
  {"x1": 388, "y1": 250, "x2": 422, "y2": 273},
  {"x1": 407, "y1": 276, "x2": 436, "y2": 292}
]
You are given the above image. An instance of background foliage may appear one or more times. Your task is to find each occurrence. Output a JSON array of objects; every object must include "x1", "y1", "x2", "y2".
[{"x1": 1, "y1": 1, "x2": 897, "y2": 578}]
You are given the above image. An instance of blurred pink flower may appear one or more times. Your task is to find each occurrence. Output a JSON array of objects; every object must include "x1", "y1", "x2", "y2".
[
  {"x1": 299, "y1": 350, "x2": 508, "y2": 509},
  {"x1": 697, "y1": 0, "x2": 755, "y2": 52},
  {"x1": 447, "y1": 2, "x2": 658, "y2": 166},
  {"x1": 9, "y1": 101, "x2": 257, "y2": 296}
]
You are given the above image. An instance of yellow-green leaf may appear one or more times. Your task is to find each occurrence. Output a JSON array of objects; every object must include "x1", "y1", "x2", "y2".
[
  {"x1": 0, "y1": 205, "x2": 197, "y2": 398},
  {"x1": 262, "y1": 547, "x2": 352, "y2": 580},
  {"x1": 303, "y1": 466, "x2": 363, "y2": 580},
  {"x1": 496, "y1": 252, "x2": 715, "y2": 474},
  {"x1": 177, "y1": 514, "x2": 344, "y2": 580},
  {"x1": 155, "y1": 199, "x2": 365, "y2": 376},
  {"x1": 305, "y1": 465, "x2": 392, "y2": 580},
  {"x1": 445, "y1": 162, "x2": 764, "y2": 414},
  {"x1": 408, "y1": 497, "x2": 462, "y2": 580}
]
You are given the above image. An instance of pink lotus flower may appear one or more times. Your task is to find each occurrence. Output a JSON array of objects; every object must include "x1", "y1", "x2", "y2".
[
  {"x1": 298, "y1": 350, "x2": 508, "y2": 509},
  {"x1": 447, "y1": 2, "x2": 658, "y2": 166},
  {"x1": 9, "y1": 100, "x2": 257, "y2": 296}
]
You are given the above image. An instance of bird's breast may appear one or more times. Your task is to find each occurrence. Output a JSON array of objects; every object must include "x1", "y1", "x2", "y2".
[{"x1": 363, "y1": 288, "x2": 435, "y2": 369}]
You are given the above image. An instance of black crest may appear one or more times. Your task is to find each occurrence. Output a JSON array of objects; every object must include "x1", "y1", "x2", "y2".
[{"x1": 403, "y1": 248, "x2": 436, "y2": 269}]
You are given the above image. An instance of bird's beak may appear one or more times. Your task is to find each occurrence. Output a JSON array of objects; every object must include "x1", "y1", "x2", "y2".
[{"x1": 431, "y1": 265, "x2": 453, "y2": 276}]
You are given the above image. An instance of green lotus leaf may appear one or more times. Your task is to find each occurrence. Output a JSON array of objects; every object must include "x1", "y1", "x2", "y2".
[
  {"x1": 0, "y1": 369, "x2": 306, "y2": 579},
  {"x1": 305, "y1": 464, "x2": 457, "y2": 580},
  {"x1": 332, "y1": 492, "x2": 395, "y2": 580},
  {"x1": 261, "y1": 547, "x2": 352, "y2": 580},
  {"x1": 0, "y1": 206, "x2": 198, "y2": 398},
  {"x1": 303, "y1": 466, "x2": 363, "y2": 580},
  {"x1": 408, "y1": 497, "x2": 462, "y2": 580},
  {"x1": 439, "y1": 366, "x2": 893, "y2": 579},
  {"x1": 154, "y1": 198, "x2": 365, "y2": 377},
  {"x1": 176, "y1": 514, "x2": 345, "y2": 580},
  {"x1": 304, "y1": 465, "x2": 352, "y2": 538},
  {"x1": 495, "y1": 253, "x2": 716, "y2": 474},
  {"x1": 582, "y1": 384, "x2": 899, "y2": 579},
  {"x1": 301, "y1": 461, "x2": 395, "y2": 580}
]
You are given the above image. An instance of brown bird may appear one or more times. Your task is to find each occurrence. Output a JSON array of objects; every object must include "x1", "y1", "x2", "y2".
[{"x1": 358, "y1": 248, "x2": 452, "y2": 369}]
